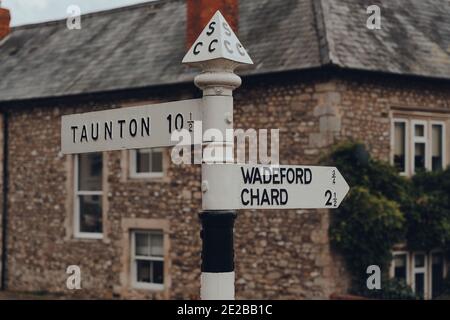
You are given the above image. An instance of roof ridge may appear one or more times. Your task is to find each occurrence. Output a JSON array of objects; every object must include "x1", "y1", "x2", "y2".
[
  {"x1": 311, "y1": 0, "x2": 341, "y2": 66},
  {"x1": 11, "y1": 0, "x2": 182, "y2": 30},
  {"x1": 311, "y1": 0, "x2": 331, "y2": 65}
]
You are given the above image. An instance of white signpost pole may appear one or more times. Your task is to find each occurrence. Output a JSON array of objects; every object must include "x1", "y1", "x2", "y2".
[{"x1": 182, "y1": 11, "x2": 253, "y2": 300}]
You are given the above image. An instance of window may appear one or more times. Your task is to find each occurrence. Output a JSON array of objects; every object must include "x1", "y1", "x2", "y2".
[
  {"x1": 74, "y1": 153, "x2": 103, "y2": 238},
  {"x1": 431, "y1": 252, "x2": 445, "y2": 299},
  {"x1": 391, "y1": 251, "x2": 447, "y2": 299},
  {"x1": 393, "y1": 121, "x2": 407, "y2": 173},
  {"x1": 392, "y1": 118, "x2": 446, "y2": 175},
  {"x1": 431, "y1": 123, "x2": 444, "y2": 171},
  {"x1": 131, "y1": 230, "x2": 164, "y2": 290},
  {"x1": 412, "y1": 253, "x2": 427, "y2": 299},
  {"x1": 392, "y1": 252, "x2": 408, "y2": 282},
  {"x1": 130, "y1": 148, "x2": 164, "y2": 178},
  {"x1": 411, "y1": 121, "x2": 428, "y2": 172}
]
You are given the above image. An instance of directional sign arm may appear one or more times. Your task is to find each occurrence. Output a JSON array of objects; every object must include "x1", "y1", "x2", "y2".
[
  {"x1": 61, "y1": 99, "x2": 203, "y2": 154},
  {"x1": 202, "y1": 164, "x2": 350, "y2": 210}
]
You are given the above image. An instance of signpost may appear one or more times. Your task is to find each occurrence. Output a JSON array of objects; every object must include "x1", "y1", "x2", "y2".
[
  {"x1": 61, "y1": 99, "x2": 202, "y2": 154},
  {"x1": 61, "y1": 10, "x2": 350, "y2": 301},
  {"x1": 202, "y1": 165, "x2": 349, "y2": 210}
]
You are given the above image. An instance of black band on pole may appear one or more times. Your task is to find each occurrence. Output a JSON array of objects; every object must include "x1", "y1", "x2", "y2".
[{"x1": 199, "y1": 211, "x2": 236, "y2": 273}]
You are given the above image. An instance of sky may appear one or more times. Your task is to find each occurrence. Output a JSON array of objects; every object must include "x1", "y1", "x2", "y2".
[{"x1": 2, "y1": 0, "x2": 154, "y2": 26}]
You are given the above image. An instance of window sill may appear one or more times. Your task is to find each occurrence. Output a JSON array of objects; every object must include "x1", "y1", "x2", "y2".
[
  {"x1": 129, "y1": 173, "x2": 165, "y2": 179},
  {"x1": 132, "y1": 282, "x2": 164, "y2": 292},
  {"x1": 74, "y1": 232, "x2": 104, "y2": 240}
]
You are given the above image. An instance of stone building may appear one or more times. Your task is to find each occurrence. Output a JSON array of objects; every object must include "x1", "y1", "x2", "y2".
[{"x1": 0, "y1": 0, "x2": 449, "y2": 299}]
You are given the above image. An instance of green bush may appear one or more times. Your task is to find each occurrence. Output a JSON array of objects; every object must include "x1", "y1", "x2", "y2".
[
  {"x1": 353, "y1": 279, "x2": 417, "y2": 300},
  {"x1": 330, "y1": 187, "x2": 405, "y2": 288},
  {"x1": 407, "y1": 171, "x2": 450, "y2": 250},
  {"x1": 327, "y1": 142, "x2": 450, "y2": 298}
]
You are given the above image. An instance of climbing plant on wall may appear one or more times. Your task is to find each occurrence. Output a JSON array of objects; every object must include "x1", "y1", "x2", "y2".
[{"x1": 325, "y1": 142, "x2": 450, "y2": 299}]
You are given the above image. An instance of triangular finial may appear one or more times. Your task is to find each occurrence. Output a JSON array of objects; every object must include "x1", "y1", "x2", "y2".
[{"x1": 182, "y1": 11, "x2": 253, "y2": 67}]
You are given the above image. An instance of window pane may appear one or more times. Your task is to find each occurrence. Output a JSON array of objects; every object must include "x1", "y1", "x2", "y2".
[
  {"x1": 415, "y1": 124, "x2": 425, "y2": 137},
  {"x1": 135, "y1": 233, "x2": 150, "y2": 256},
  {"x1": 136, "y1": 149, "x2": 151, "y2": 173},
  {"x1": 432, "y1": 253, "x2": 444, "y2": 299},
  {"x1": 394, "y1": 254, "x2": 407, "y2": 281},
  {"x1": 152, "y1": 261, "x2": 164, "y2": 284},
  {"x1": 414, "y1": 143, "x2": 425, "y2": 170},
  {"x1": 415, "y1": 273, "x2": 425, "y2": 299},
  {"x1": 151, "y1": 150, "x2": 163, "y2": 173},
  {"x1": 78, "y1": 153, "x2": 102, "y2": 191},
  {"x1": 79, "y1": 195, "x2": 102, "y2": 233},
  {"x1": 137, "y1": 260, "x2": 151, "y2": 283},
  {"x1": 432, "y1": 125, "x2": 443, "y2": 171},
  {"x1": 394, "y1": 122, "x2": 406, "y2": 172},
  {"x1": 414, "y1": 254, "x2": 425, "y2": 268},
  {"x1": 150, "y1": 233, "x2": 164, "y2": 257}
]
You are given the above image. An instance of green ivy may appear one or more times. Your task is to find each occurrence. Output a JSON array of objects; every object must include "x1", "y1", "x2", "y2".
[{"x1": 326, "y1": 142, "x2": 450, "y2": 298}]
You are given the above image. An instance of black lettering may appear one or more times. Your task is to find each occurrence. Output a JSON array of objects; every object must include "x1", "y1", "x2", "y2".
[
  {"x1": 251, "y1": 189, "x2": 259, "y2": 206},
  {"x1": 91, "y1": 122, "x2": 99, "y2": 141},
  {"x1": 280, "y1": 189, "x2": 288, "y2": 205},
  {"x1": 261, "y1": 189, "x2": 270, "y2": 205},
  {"x1": 241, "y1": 167, "x2": 253, "y2": 184},
  {"x1": 118, "y1": 120, "x2": 126, "y2": 138},
  {"x1": 193, "y1": 42, "x2": 203, "y2": 55},
  {"x1": 296, "y1": 168, "x2": 304, "y2": 184},
  {"x1": 129, "y1": 119, "x2": 137, "y2": 137},
  {"x1": 141, "y1": 117, "x2": 150, "y2": 137},
  {"x1": 241, "y1": 189, "x2": 249, "y2": 206},
  {"x1": 253, "y1": 168, "x2": 262, "y2": 184},
  {"x1": 80, "y1": 125, "x2": 88, "y2": 142},
  {"x1": 208, "y1": 39, "x2": 218, "y2": 53},
  {"x1": 286, "y1": 168, "x2": 295, "y2": 184},
  {"x1": 272, "y1": 168, "x2": 280, "y2": 184},
  {"x1": 105, "y1": 121, "x2": 113, "y2": 140},
  {"x1": 271, "y1": 189, "x2": 280, "y2": 205},
  {"x1": 305, "y1": 168, "x2": 312, "y2": 184},
  {"x1": 71, "y1": 126, "x2": 78, "y2": 143},
  {"x1": 207, "y1": 22, "x2": 216, "y2": 36},
  {"x1": 280, "y1": 168, "x2": 287, "y2": 184},
  {"x1": 262, "y1": 167, "x2": 272, "y2": 184}
]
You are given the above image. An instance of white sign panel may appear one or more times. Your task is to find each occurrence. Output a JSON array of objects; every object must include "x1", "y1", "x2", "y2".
[
  {"x1": 61, "y1": 99, "x2": 202, "y2": 154},
  {"x1": 182, "y1": 11, "x2": 253, "y2": 65},
  {"x1": 202, "y1": 164, "x2": 350, "y2": 210}
]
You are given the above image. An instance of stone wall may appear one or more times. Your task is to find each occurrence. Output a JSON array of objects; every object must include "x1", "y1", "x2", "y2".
[{"x1": 2, "y1": 70, "x2": 450, "y2": 299}]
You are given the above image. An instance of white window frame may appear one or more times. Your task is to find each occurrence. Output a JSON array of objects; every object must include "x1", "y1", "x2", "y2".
[
  {"x1": 391, "y1": 119, "x2": 409, "y2": 176},
  {"x1": 74, "y1": 154, "x2": 103, "y2": 239},
  {"x1": 430, "y1": 121, "x2": 446, "y2": 171},
  {"x1": 131, "y1": 230, "x2": 165, "y2": 291},
  {"x1": 411, "y1": 120, "x2": 429, "y2": 173},
  {"x1": 429, "y1": 250, "x2": 447, "y2": 299},
  {"x1": 412, "y1": 252, "x2": 429, "y2": 299},
  {"x1": 392, "y1": 117, "x2": 447, "y2": 176},
  {"x1": 391, "y1": 250, "x2": 448, "y2": 300},
  {"x1": 129, "y1": 148, "x2": 165, "y2": 179},
  {"x1": 390, "y1": 251, "x2": 411, "y2": 285}
]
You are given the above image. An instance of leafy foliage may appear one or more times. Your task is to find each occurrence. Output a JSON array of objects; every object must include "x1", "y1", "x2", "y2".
[
  {"x1": 326, "y1": 142, "x2": 450, "y2": 297},
  {"x1": 353, "y1": 279, "x2": 417, "y2": 300}
]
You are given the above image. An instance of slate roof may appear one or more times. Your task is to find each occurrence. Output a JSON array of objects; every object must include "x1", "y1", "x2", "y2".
[{"x1": 0, "y1": 0, "x2": 449, "y2": 102}]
